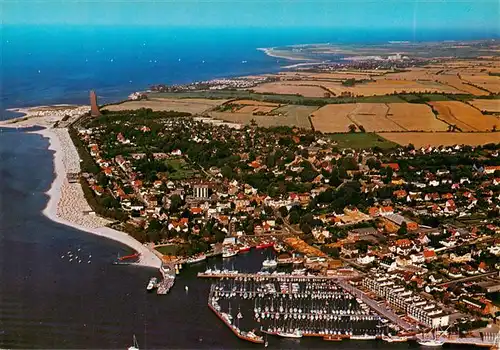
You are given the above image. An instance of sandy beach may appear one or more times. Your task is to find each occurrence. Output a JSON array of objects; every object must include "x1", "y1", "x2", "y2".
[
  {"x1": 257, "y1": 47, "x2": 316, "y2": 61},
  {"x1": 1, "y1": 107, "x2": 162, "y2": 269}
]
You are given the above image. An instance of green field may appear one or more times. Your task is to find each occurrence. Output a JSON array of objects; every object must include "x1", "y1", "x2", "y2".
[
  {"x1": 328, "y1": 133, "x2": 399, "y2": 149},
  {"x1": 165, "y1": 158, "x2": 196, "y2": 180}
]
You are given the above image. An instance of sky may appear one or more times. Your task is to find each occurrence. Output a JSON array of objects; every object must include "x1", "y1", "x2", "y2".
[{"x1": 2, "y1": 0, "x2": 499, "y2": 32}]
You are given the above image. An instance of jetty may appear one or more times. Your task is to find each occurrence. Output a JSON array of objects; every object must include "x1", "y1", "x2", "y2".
[{"x1": 157, "y1": 263, "x2": 176, "y2": 295}]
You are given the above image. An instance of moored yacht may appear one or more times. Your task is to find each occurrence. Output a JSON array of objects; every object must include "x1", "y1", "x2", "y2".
[
  {"x1": 262, "y1": 259, "x2": 278, "y2": 268},
  {"x1": 277, "y1": 329, "x2": 302, "y2": 338},
  {"x1": 146, "y1": 277, "x2": 158, "y2": 292}
]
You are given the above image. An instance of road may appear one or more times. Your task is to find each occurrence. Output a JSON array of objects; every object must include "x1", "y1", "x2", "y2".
[
  {"x1": 337, "y1": 280, "x2": 417, "y2": 332},
  {"x1": 437, "y1": 271, "x2": 498, "y2": 286}
]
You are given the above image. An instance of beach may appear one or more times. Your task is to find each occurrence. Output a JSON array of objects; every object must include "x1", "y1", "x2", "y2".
[{"x1": 0, "y1": 107, "x2": 162, "y2": 269}]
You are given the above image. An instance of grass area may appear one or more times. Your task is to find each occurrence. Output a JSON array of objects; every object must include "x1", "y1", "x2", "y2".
[
  {"x1": 328, "y1": 133, "x2": 399, "y2": 149},
  {"x1": 165, "y1": 158, "x2": 197, "y2": 180},
  {"x1": 155, "y1": 244, "x2": 185, "y2": 255}
]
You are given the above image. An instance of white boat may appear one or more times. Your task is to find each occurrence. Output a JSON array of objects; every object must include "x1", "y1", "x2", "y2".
[
  {"x1": 186, "y1": 253, "x2": 207, "y2": 264},
  {"x1": 222, "y1": 249, "x2": 238, "y2": 258},
  {"x1": 417, "y1": 339, "x2": 444, "y2": 347},
  {"x1": 146, "y1": 277, "x2": 158, "y2": 292},
  {"x1": 262, "y1": 259, "x2": 278, "y2": 268},
  {"x1": 382, "y1": 335, "x2": 408, "y2": 343},
  {"x1": 277, "y1": 330, "x2": 302, "y2": 338},
  {"x1": 350, "y1": 334, "x2": 377, "y2": 340},
  {"x1": 128, "y1": 334, "x2": 139, "y2": 350}
]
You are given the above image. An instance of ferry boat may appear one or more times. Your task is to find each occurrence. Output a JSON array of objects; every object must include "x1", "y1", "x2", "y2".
[
  {"x1": 186, "y1": 253, "x2": 207, "y2": 264},
  {"x1": 382, "y1": 335, "x2": 408, "y2": 343},
  {"x1": 417, "y1": 338, "x2": 444, "y2": 347},
  {"x1": 262, "y1": 259, "x2": 278, "y2": 268},
  {"x1": 146, "y1": 277, "x2": 158, "y2": 292},
  {"x1": 277, "y1": 330, "x2": 303, "y2": 338},
  {"x1": 350, "y1": 334, "x2": 377, "y2": 340},
  {"x1": 256, "y1": 242, "x2": 274, "y2": 249},
  {"x1": 222, "y1": 248, "x2": 238, "y2": 258}
]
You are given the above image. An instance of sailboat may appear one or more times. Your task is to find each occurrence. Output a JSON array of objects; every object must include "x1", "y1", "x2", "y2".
[{"x1": 128, "y1": 335, "x2": 139, "y2": 350}]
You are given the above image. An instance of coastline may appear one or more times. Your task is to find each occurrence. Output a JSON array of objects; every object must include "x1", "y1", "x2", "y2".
[
  {"x1": 257, "y1": 47, "x2": 317, "y2": 62},
  {"x1": 0, "y1": 109, "x2": 162, "y2": 269}
]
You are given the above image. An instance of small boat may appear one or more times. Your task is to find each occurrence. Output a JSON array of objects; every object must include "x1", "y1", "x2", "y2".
[
  {"x1": 277, "y1": 330, "x2": 302, "y2": 338},
  {"x1": 186, "y1": 253, "x2": 206, "y2": 264},
  {"x1": 128, "y1": 334, "x2": 139, "y2": 350},
  {"x1": 146, "y1": 277, "x2": 158, "y2": 292},
  {"x1": 262, "y1": 259, "x2": 278, "y2": 269},
  {"x1": 417, "y1": 338, "x2": 444, "y2": 347},
  {"x1": 382, "y1": 335, "x2": 408, "y2": 343},
  {"x1": 350, "y1": 334, "x2": 377, "y2": 340},
  {"x1": 222, "y1": 248, "x2": 238, "y2": 258},
  {"x1": 185, "y1": 286, "x2": 189, "y2": 292}
]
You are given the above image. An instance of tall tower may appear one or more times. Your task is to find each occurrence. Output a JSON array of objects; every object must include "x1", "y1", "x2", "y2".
[{"x1": 89, "y1": 90, "x2": 101, "y2": 117}]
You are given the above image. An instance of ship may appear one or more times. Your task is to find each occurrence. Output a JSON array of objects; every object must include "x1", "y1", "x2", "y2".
[
  {"x1": 350, "y1": 334, "x2": 377, "y2": 340},
  {"x1": 146, "y1": 277, "x2": 158, "y2": 292},
  {"x1": 417, "y1": 338, "x2": 444, "y2": 347},
  {"x1": 382, "y1": 334, "x2": 408, "y2": 343},
  {"x1": 277, "y1": 329, "x2": 303, "y2": 338},
  {"x1": 186, "y1": 253, "x2": 207, "y2": 264},
  {"x1": 262, "y1": 259, "x2": 278, "y2": 268},
  {"x1": 256, "y1": 242, "x2": 274, "y2": 249}
]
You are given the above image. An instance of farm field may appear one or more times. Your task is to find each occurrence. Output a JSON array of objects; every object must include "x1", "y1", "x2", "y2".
[
  {"x1": 378, "y1": 132, "x2": 500, "y2": 147},
  {"x1": 386, "y1": 103, "x2": 449, "y2": 131},
  {"x1": 311, "y1": 103, "x2": 452, "y2": 133},
  {"x1": 310, "y1": 104, "x2": 358, "y2": 133},
  {"x1": 328, "y1": 133, "x2": 399, "y2": 149},
  {"x1": 460, "y1": 74, "x2": 500, "y2": 94},
  {"x1": 208, "y1": 104, "x2": 317, "y2": 129},
  {"x1": 104, "y1": 98, "x2": 227, "y2": 114},
  {"x1": 470, "y1": 99, "x2": 500, "y2": 113},
  {"x1": 251, "y1": 82, "x2": 328, "y2": 97},
  {"x1": 346, "y1": 103, "x2": 403, "y2": 132},
  {"x1": 429, "y1": 101, "x2": 499, "y2": 131}
]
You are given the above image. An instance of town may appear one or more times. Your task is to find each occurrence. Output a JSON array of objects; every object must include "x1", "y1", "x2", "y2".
[{"x1": 67, "y1": 102, "x2": 500, "y2": 346}]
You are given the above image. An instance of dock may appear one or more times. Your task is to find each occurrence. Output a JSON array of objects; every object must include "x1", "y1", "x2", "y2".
[
  {"x1": 337, "y1": 280, "x2": 417, "y2": 332},
  {"x1": 157, "y1": 263, "x2": 176, "y2": 295},
  {"x1": 198, "y1": 271, "x2": 351, "y2": 280}
]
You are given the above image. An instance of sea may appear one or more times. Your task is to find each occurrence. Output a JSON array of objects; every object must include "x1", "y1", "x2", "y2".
[{"x1": 0, "y1": 25, "x2": 494, "y2": 348}]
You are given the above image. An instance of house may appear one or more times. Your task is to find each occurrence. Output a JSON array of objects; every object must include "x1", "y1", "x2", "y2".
[{"x1": 423, "y1": 249, "x2": 437, "y2": 262}]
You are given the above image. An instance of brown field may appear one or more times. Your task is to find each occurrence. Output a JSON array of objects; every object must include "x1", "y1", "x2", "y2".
[
  {"x1": 470, "y1": 99, "x2": 500, "y2": 113},
  {"x1": 346, "y1": 103, "x2": 404, "y2": 132},
  {"x1": 387, "y1": 103, "x2": 449, "y2": 131},
  {"x1": 429, "y1": 101, "x2": 499, "y2": 131},
  {"x1": 261, "y1": 79, "x2": 462, "y2": 97},
  {"x1": 252, "y1": 82, "x2": 327, "y2": 97},
  {"x1": 378, "y1": 132, "x2": 500, "y2": 147},
  {"x1": 271, "y1": 105, "x2": 318, "y2": 129},
  {"x1": 434, "y1": 74, "x2": 489, "y2": 95},
  {"x1": 461, "y1": 74, "x2": 500, "y2": 94},
  {"x1": 236, "y1": 105, "x2": 277, "y2": 114},
  {"x1": 277, "y1": 71, "x2": 375, "y2": 80},
  {"x1": 104, "y1": 98, "x2": 227, "y2": 114},
  {"x1": 310, "y1": 104, "x2": 358, "y2": 133}
]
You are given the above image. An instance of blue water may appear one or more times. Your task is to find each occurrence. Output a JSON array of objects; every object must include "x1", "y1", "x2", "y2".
[{"x1": 1, "y1": 25, "x2": 499, "y2": 115}]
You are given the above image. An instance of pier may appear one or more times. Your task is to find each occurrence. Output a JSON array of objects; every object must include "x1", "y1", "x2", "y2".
[
  {"x1": 157, "y1": 263, "x2": 176, "y2": 295},
  {"x1": 337, "y1": 280, "x2": 417, "y2": 332},
  {"x1": 198, "y1": 271, "x2": 351, "y2": 280}
]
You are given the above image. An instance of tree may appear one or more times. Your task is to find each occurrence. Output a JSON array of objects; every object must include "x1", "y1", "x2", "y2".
[
  {"x1": 358, "y1": 125, "x2": 366, "y2": 133},
  {"x1": 289, "y1": 211, "x2": 300, "y2": 224},
  {"x1": 278, "y1": 206, "x2": 288, "y2": 218},
  {"x1": 169, "y1": 194, "x2": 183, "y2": 212},
  {"x1": 397, "y1": 222, "x2": 408, "y2": 236},
  {"x1": 348, "y1": 124, "x2": 357, "y2": 133}
]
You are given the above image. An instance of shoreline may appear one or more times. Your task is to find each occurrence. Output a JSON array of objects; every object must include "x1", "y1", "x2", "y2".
[
  {"x1": 257, "y1": 47, "x2": 317, "y2": 62},
  {"x1": 1, "y1": 110, "x2": 162, "y2": 270}
]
